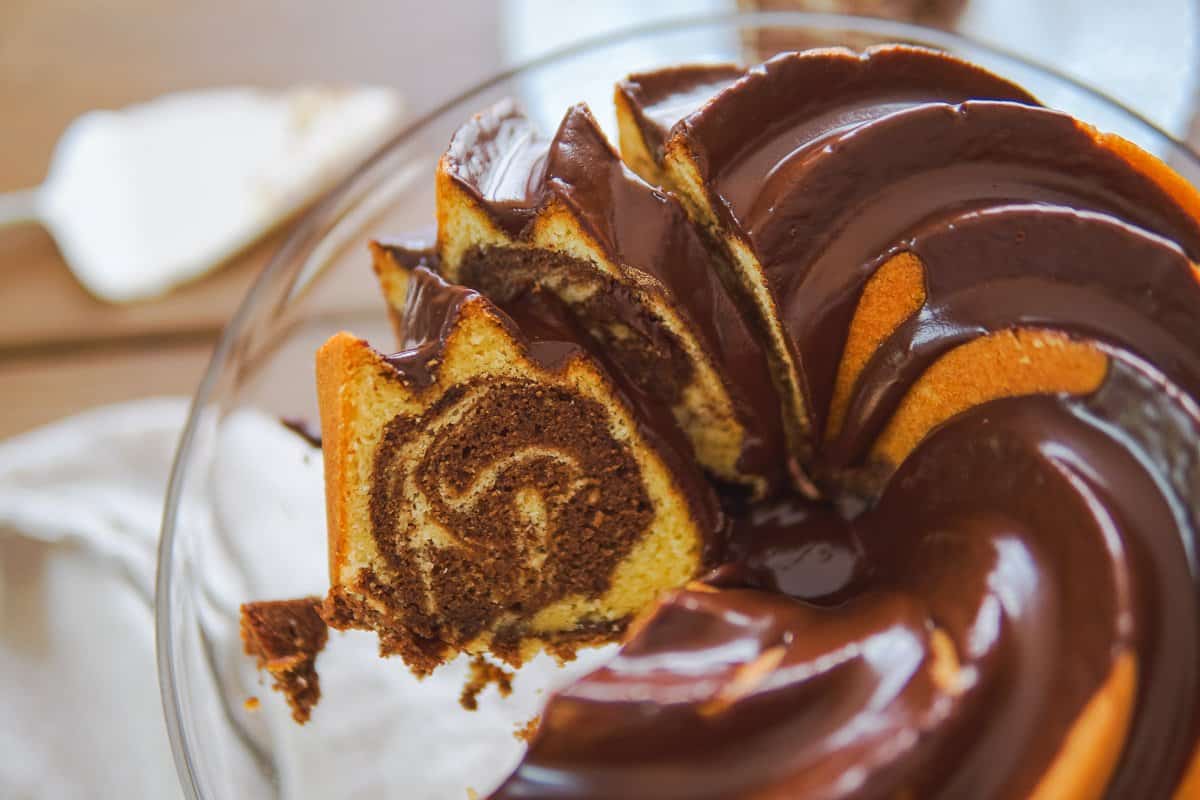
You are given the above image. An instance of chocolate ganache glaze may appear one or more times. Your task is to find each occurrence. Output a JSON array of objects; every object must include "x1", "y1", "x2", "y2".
[
  {"x1": 478, "y1": 47, "x2": 1200, "y2": 798},
  {"x1": 736, "y1": 102, "x2": 1200, "y2": 444},
  {"x1": 829, "y1": 205, "x2": 1200, "y2": 471},
  {"x1": 497, "y1": 353, "x2": 1200, "y2": 798},
  {"x1": 671, "y1": 48, "x2": 1200, "y2": 448}
]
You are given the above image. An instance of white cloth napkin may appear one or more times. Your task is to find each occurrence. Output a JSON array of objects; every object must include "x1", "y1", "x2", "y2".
[
  {"x1": 0, "y1": 398, "x2": 611, "y2": 800},
  {"x1": 0, "y1": 399, "x2": 186, "y2": 799}
]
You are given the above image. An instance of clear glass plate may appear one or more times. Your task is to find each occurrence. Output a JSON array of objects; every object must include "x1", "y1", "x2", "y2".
[{"x1": 157, "y1": 11, "x2": 1200, "y2": 799}]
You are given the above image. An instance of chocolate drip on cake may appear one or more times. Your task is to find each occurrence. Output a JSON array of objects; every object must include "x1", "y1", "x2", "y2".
[
  {"x1": 380, "y1": 266, "x2": 488, "y2": 387},
  {"x1": 456, "y1": 245, "x2": 695, "y2": 408}
]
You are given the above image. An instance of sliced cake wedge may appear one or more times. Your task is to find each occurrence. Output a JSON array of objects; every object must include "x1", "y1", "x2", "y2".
[{"x1": 318, "y1": 263, "x2": 718, "y2": 674}]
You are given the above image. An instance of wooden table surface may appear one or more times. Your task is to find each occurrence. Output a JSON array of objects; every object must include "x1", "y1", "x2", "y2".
[{"x1": 0, "y1": 0, "x2": 503, "y2": 438}]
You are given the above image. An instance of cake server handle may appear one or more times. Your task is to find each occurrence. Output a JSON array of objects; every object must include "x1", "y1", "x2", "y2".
[{"x1": 0, "y1": 187, "x2": 42, "y2": 230}]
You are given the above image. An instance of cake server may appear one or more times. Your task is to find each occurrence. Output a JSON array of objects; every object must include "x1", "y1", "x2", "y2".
[{"x1": 0, "y1": 85, "x2": 403, "y2": 302}]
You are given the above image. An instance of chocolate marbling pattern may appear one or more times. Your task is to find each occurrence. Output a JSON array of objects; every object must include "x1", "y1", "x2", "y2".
[{"x1": 368, "y1": 377, "x2": 653, "y2": 644}]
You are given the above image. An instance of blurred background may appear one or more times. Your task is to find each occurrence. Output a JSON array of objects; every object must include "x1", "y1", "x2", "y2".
[{"x1": 1, "y1": 0, "x2": 1197, "y2": 438}]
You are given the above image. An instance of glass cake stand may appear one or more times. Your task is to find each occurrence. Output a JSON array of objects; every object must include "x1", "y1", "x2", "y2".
[{"x1": 157, "y1": 11, "x2": 1200, "y2": 799}]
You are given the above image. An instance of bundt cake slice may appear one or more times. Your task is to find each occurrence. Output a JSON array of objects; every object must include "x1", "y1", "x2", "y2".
[
  {"x1": 318, "y1": 263, "x2": 718, "y2": 674},
  {"x1": 435, "y1": 100, "x2": 788, "y2": 496}
]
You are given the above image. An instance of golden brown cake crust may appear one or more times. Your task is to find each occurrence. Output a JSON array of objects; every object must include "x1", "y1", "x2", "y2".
[{"x1": 316, "y1": 332, "x2": 366, "y2": 587}]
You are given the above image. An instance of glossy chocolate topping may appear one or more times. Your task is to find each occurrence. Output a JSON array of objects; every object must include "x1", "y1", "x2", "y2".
[
  {"x1": 385, "y1": 260, "x2": 607, "y2": 382},
  {"x1": 444, "y1": 101, "x2": 786, "y2": 481},
  {"x1": 830, "y1": 205, "x2": 1200, "y2": 467},
  {"x1": 728, "y1": 101, "x2": 1200, "y2": 442},
  {"x1": 667, "y1": 49, "x2": 1200, "y2": 440},
  {"x1": 677, "y1": 46, "x2": 1037, "y2": 181},
  {"x1": 442, "y1": 101, "x2": 547, "y2": 235},
  {"x1": 483, "y1": 46, "x2": 1200, "y2": 799},
  {"x1": 616, "y1": 63, "x2": 745, "y2": 162},
  {"x1": 498, "y1": 355, "x2": 1199, "y2": 798},
  {"x1": 382, "y1": 265, "x2": 488, "y2": 387}
]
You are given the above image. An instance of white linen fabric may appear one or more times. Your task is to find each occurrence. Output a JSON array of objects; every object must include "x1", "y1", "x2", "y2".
[{"x1": 0, "y1": 398, "x2": 610, "y2": 800}]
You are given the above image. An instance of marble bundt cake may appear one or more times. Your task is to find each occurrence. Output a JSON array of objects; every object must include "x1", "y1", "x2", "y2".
[
  {"x1": 318, "y1": 263, "x2": 717, "y2": 673},
  {"x1": 435, "y1": 100, "x2": 788, "y2": 495},
  {"x1": 491, "y1": 47, "x2": 1200, "y2": 798},
  {"x1": 232, "y1": 42, "x2": 1200, "y2": 798}
]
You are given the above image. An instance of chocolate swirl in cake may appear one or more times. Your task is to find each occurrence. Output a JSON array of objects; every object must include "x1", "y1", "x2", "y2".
[
  {"x1": 379, "y1": 248, "x2": 720, "y2": 539},
  {"x1": 369, "y1": 377, "x2": 654, "y2": 654}
]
